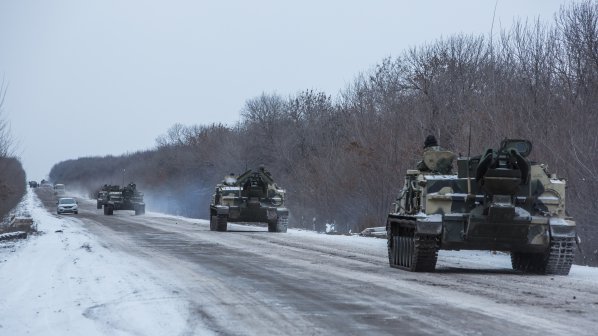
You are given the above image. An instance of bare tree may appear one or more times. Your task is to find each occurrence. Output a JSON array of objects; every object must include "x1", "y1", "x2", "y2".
[
  {"x1": 46, "y1": 1, "x2": 598, "y2": 265},
  {"x1": 0, "y1": 76, "x2": 14, "y2": 157}
]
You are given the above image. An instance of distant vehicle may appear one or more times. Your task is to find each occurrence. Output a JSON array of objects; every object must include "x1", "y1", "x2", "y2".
[
  {"x1": 96, "y1": 185, "x2": 119, "y2": 209},
  {"x1": 209, "y1": 166, "x2": 289, "y2": 232},
  {"x1": 56, "y1": 197, "x2": 78, "y2": 215},
  {"x1": 53, "y1": 184, "x2": 66, "y2": 196},
  {"x1": 28, "y1": 181, "x2": 38, "y2": 188},
  {"x1": 102, "y1": 183, "x2": 145, "y2": 216}
]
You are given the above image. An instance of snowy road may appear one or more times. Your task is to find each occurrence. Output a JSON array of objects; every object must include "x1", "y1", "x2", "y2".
[{"x1": 1, "y1": 189, "x2": 597, "y2": 335}]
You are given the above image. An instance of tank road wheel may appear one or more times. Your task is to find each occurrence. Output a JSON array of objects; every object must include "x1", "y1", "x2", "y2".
[
  {"x1": 511, "y1": 237, "x2": 575, "y2": 275},
  {"x1": 216, "y1": 215, "x2": 228, "y2": 232},
  {"x1": 387, "y1": 219, "x2": 438, "y2": 272},
  {"x1": 268, "y1": 216, "x2": 288, "y2": 233}
]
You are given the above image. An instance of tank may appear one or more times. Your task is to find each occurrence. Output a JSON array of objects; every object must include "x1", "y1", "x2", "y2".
[
  {"x1": 102, "y1": 183, "x2": 145, "y2": 216},
  {"x1": 387, "y1": 139, "x2": 577, "y2": 275},
  {"x1": 209, "y1": 166, "x2": 289, "y2": 232},
  {"x1": 96, "y1": 184, "x2": 119, "y2": 209}
]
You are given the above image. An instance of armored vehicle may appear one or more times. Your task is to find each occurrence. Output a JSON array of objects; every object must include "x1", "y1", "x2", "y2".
[
  {"x1": 96, "y1": 185, "x2": 119, "y2": 209},
  {"x1": 387, "y1": 139, "x2": 576, "y2": 275},
  {"x1": 210, "y1": 166, "x2": 289, "y2": 232},
  {"x1": 103, "y1": 183, "x2": 145, "y2": 216}
]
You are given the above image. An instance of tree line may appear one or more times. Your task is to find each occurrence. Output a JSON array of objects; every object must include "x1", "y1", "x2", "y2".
[
  {"x1": 0, "y1": 77, "x2": 26, "y2": 221},
  {"x1": 50, "y1": 1, "x2": 598, "y2": 266}
]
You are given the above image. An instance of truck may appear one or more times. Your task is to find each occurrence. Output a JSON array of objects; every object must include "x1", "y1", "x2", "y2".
[
  {"x1": 53, "y1": 183, "x2": 66, "y2": 196},
  {"x1": 386, "y1": 139, "x2": 577, "y2": 275},
  {"x1": 102, "y1": 183, "x2": 145, "y2": 216},
  {"x1": 210, "y1": 166, "x2": 289, "y2": 232}
]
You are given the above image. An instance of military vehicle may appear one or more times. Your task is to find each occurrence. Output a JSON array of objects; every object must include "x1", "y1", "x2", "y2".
[
  {"x1": 387, "y1": 139, "x2": 576, "y2": 275},
  {"x1": 210, "y1": 166, "x2": 288, "y2": 232},
  {"x1": 96, "y1": 185, "x2": 119, "y2": 209},
  {"x1": 103, "y1": 183, "x2": 145, "y2": 216}
]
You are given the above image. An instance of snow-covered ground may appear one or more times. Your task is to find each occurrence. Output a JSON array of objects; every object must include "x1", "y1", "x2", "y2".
[
  {"x1": 1, "y1": 189, "x2": 597, "y2": 335},
  {"x1": 0, "y1": 190, "x2": 211, "y2": 335}
]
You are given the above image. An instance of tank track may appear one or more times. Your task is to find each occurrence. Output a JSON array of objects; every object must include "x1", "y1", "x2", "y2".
[
  {"x1": 511, "y1": 236, "x2": 575, "y2": 275},
  {"x1": 545, "y1": 236, "x2": 575, "y2": 275},
  {"x1": 103, "y1": 205, "x2": 113, "y2": 215},
  {"x1": 277, "y1": 216, "x2": 288, "y2": 233},
  {"x1": 387, "y1": 219, "x2": 439, "y2": 272},
  {"x1": 216, "y1": 215, "x2": 228, "y2": 232},
  {"x1": 268, "y1": 216, "x2": 288, "y2": 233},
  {"x1": 210, "y1": 215, "x2": 228, "y2": 232}
]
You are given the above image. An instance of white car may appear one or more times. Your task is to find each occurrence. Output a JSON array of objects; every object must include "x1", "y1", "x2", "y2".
[{"x1": 57, "y1": 197, "x2": 78, "y2": 215}]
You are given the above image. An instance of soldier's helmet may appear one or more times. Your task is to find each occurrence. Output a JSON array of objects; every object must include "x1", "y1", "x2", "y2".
[{"x1": 424, "y1": 135, "x2": 438, "y2": 149}]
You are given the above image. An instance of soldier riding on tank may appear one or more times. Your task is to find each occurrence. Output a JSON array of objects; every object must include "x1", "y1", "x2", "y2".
[{"x1": 416, "y1": 135, "x2": 456, "y2": 174}]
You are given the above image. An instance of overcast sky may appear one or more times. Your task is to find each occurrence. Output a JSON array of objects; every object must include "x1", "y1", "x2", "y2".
[{"x1": 0, "y1": 0, "x2": 570, "y2": 180}]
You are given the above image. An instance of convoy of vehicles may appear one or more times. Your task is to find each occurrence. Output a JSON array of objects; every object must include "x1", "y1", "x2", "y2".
[{"x1": 38, "y1": 140, "x2": 582, "y2": 276}]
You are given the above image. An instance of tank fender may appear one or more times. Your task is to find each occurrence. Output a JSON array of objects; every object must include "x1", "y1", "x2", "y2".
[
  {"x1": 276, "y1": 207, "x2": 289, "y2": 217},
  {"x1": 213, "y1": 205, "x2": 230, "y2": 216},
  {"x1": 416, "y1": 214, "x2": 443, "y2": 235},
  {"x1": 549, "y1": 217, "x2": 576, "y2": 238}
]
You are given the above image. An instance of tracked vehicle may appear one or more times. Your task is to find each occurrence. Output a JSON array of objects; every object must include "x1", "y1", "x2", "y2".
[
  {"x1": 96, "y1": 184, "x2": 119, "y2": 209},
  {"x1": 210, "y1": 166, "x2": 288, "y2": 232},
  {"x1": 103, "y1": 183, "x2": 145, "y2": 216},
  {"x1": 387, "y1": 139, "x2": 576, "y2": 275}
]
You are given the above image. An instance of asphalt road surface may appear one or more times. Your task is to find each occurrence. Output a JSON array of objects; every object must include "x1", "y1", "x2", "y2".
[{"x1": 38, "y1": 190, "x2": 598, "y2": 335}]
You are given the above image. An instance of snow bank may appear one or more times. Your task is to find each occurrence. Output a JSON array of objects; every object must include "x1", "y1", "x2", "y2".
[{"x1": 0, "y1": 190, "x2": 206, "y2": 335}]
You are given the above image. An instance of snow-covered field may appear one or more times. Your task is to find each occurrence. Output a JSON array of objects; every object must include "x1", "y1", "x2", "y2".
[{"x1": 1, "y1": 189, "x2": 597, "y2": 335}]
